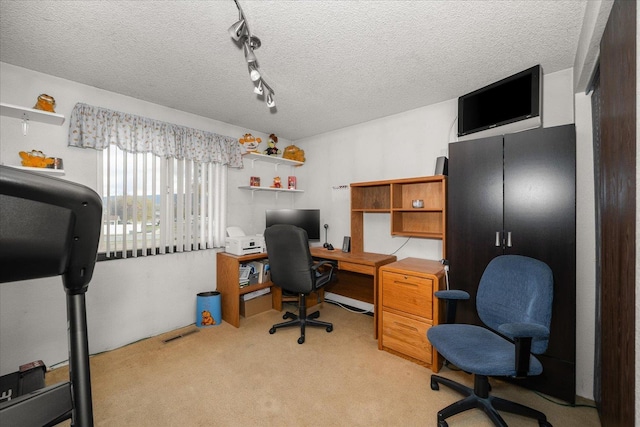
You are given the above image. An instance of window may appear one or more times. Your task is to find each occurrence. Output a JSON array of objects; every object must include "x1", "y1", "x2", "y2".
[
  {"x1": 67, "y1": 102, "x2": 242, "y2": 260},
  {"x1": 99, "y1": 145, "x2": 227, "y2": 258}
]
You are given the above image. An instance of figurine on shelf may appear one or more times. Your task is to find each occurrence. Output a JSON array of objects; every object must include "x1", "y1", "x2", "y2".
[
  {"x1": 263, "y1": 133, "x2": 281, "y2": 156},
  {"x1": 282, "y1": 144, "x2": 305, "y2": 162},
  {"x1": 19, "y1": 150, "x2": 54, "y2": 168},
  {"x1": 238, "y1": 133, "x2": 261, "y2": 153},
  {"x1": 271, "y1": 176, "x2": 282, "y2": 188},
  {"x1": 33, "y1": 94, "x2": 56, "y2": 113}
]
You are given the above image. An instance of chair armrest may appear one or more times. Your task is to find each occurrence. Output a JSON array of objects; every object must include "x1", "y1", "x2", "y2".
[
  {"x1": 434, "y1": 290, "x2": 469, "y2": 324},
  {"x1": 434, "y1": 290, "x2": 470, "y2": 300},
  {"x1": 498, "y1": 322, "x2": 549, "y2": 378},
  {"x1": 312, "y1": 260, "x2": 337, "y2": 272}
]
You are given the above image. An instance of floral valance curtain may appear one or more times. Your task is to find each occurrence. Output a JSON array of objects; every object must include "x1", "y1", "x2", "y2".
[{"x1": 68, "y1": 103, "x2": 243, "y2": 167}]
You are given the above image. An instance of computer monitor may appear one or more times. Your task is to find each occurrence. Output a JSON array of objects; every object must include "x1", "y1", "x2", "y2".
[{"x1": 265, "y1": 209, "x2": 321, "y2": 240}]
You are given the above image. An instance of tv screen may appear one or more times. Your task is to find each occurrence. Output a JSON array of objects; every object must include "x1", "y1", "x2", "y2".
[
  {"x1": 265, "y1": 209, "x2": 321, "y2": 240},
  {"x1": 458, "y1": 65, "x2": 541, "y2": 138}
]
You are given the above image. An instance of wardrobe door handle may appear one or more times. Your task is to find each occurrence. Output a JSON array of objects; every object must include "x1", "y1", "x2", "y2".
[
  {"x1": 506, "y1": 231, "x2": 512, "y2": 247},
  {"x1": 495, "y1": 231, "x2": 501, "y2": 247}
]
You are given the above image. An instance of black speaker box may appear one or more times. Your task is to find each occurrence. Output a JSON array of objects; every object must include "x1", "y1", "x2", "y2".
[{"x1": 435, "y1": 156, "x2": 448, "y2": 176}]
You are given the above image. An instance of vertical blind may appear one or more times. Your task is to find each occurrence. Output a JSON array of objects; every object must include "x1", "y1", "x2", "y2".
[{"x1": 68, "y1": 103, "x2": 241, "y2": 258}]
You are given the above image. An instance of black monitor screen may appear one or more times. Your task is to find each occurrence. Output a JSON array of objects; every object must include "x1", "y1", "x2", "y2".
[
  {"x1": 458, "y1": 65, "x2": 540, "y2": 137},
  {"x1": 265, "y1": 209, "x2": 321, "y2": 240}
]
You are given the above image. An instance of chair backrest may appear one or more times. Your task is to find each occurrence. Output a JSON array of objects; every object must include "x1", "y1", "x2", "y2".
[
  {"x1": 264, "y1": 224, "x2": 314, "y2": 294},
  {"x1": 477, "y1": 255, "x2": 553, "y2": 354}
]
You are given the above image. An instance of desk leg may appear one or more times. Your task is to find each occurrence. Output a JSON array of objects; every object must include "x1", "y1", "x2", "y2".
[
  {"x1": 272, "y1": 286, "x2": 283, "y2": 311},
  {"x1": 373, "y1": 271, "x2": 378, "y2": 340}
]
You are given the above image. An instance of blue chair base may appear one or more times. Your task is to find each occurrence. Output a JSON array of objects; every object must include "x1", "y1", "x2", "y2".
[{"x1": 430, "y1": 374, "x2": 552, "y2": 427}]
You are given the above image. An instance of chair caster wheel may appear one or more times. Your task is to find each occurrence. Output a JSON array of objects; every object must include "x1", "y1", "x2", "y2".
[
  {"x1": 283, "y1": 313, "x2": 291, "y2": 320},
  {"x1": 326, "y1": 325, "x2": 333, "y2": 332},
  {"x1": 298, "y1": 336, "x2": 305, "y2": 344},
  {"x1": 269, "y1": 327, "x2": 276, "y2": 334},
  {"x1": 438, "y1": 420, "x2": 448, "y2": 427},
  {"x1": 430, "y1": 379, "x2": 439, "y2": 391},
  {"x1": 539, "y1": 421, "x2": 552, "y2": 427}
]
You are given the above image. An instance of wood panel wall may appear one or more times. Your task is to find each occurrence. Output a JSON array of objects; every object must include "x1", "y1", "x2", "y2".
[{"x1": 597, "y1": 0, "x2": 636, "y2": 425}]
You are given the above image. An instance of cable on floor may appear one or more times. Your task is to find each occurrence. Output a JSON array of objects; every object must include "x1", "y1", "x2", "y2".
[{"x1": 324, "y1": 298, "x2": 373, "y2": 315}]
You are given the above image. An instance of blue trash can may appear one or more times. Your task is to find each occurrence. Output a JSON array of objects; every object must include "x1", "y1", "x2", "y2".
[{"x1": 196, "y1": 291, "x2": 221, "y2": 327}]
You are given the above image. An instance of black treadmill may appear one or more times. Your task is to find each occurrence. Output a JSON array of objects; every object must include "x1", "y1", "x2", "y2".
[{"x1": 0, "y1": 165, "x2": 102, "y2": 426}]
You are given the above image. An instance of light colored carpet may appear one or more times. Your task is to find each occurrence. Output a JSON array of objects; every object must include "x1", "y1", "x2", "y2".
[{"x1": 47, "y1": 303, "x2": 600, "y2": 426}]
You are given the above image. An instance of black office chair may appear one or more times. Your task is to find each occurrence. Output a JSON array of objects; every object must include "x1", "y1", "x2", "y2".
[
  {"x1": 264, "y1": 224, "x2": 336, "y2": 344},
  {"x1": 0, "y1": 165, "x2": 102, "y2": 427},
  {"x1": 427, "y1": 255, "x2": 554, "y2": 427}
]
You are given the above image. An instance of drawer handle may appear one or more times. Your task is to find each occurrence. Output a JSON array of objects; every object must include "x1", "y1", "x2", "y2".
[
  {"x1": 394, "y1": 322, "x2": 418, "y2": 332},
  {"x1": 394, "y1": 280, "x2": 419, "y2": 288}
]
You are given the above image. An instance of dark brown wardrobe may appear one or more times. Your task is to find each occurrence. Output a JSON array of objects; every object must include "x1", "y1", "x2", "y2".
[{"x1": 447, "y1": 124, "x2": 576, "y2": 403}]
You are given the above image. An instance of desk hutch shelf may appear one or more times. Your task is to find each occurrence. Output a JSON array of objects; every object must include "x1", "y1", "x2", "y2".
[{"x1": 350, "y1": 175, "x2": 447, "y2": 256}]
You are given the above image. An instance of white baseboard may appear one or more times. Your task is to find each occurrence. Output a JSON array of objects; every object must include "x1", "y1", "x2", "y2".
[{"x1": 324, "y1": 292, "x2": 374, "y2": 312}]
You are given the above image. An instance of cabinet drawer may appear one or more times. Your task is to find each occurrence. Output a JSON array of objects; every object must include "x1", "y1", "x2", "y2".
[
  {"x1": 382, "y1": 271, "x2": 433, "y2": 318},
  {"x1": 381, "y1": 310, "x2": 432, "y2": 364}
]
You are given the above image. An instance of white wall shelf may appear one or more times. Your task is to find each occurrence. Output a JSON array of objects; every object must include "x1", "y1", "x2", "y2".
[
  {"x1": 238, "y1": 185, "x2": 303, "y2": 193},
  {"x1": 5, "y1": 165, "x2": 65, "y2": 176},
  {"x1": 243, "y1": 152, "x2": 303, "y2": 169},
  {"x1": 0, "y1": 102, "x2": 66, "y2": 126}
]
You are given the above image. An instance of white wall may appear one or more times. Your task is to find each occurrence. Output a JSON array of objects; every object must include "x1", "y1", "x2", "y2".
[
  {"x1": 0, "y1": 62, "x2": 279, "y2": 374},
  {"x1": 0, "y1": 63, "x2": 595, "y2": 401}
]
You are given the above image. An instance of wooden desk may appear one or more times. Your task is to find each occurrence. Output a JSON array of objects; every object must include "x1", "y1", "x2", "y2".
[
  {"x1": 216, "y1": 249, "x2": 396, "y2": 336},
  {"x1": 309, "y1": 247, "x2": 397, "y2": 338}
]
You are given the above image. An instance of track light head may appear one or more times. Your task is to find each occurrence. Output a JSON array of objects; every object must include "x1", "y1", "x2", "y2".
[
  {"x1": 249, "y1": 66, "x2": 261, "y2": 82},
  {"x1": 254, "y1": 80, "x2": 264, "y2": 95},
  {"x1": 228, "y1": 19, "x2": 246, "y2": 41},
  {"x1": 243, "y1": 42, "x2": 257, "y2": 64},
  {"x1": 266, "y1": 92, "x2": 275, "y2": 108}
]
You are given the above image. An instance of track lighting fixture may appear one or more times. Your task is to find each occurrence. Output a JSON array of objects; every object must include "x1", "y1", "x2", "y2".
[{"x1": 228, "y1": 0, "x2": 275, "y2": 109}]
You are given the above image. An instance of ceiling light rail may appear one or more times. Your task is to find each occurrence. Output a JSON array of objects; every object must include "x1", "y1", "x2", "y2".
[{"x1": 228, "y1": 0, "x2": 275, "y2": 109}]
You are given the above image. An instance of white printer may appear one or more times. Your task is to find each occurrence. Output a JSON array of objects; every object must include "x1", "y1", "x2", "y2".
[{"x1": 225, "y1": 226, "x2": 265, "y2": 256}]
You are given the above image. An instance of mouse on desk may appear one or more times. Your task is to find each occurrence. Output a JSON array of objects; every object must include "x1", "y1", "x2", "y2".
[{"x1": 326, "y1": 243, "x2": 334, "y2": 250}]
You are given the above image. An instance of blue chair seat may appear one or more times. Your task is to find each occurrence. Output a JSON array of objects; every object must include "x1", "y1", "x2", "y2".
[{"x1": 428, "y1": 324, "x2": 543, "y2": 377}]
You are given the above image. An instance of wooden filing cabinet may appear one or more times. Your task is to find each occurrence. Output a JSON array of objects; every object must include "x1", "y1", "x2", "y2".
[{"x1": 378, "y1": 258, "x2": 445, "y2": 372}]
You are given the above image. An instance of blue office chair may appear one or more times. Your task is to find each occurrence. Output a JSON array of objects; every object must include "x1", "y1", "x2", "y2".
[
  {"x1": 264, "y1": 224, "x2": 336, "y2": 344},
  {"x1": 0, "y1": 166, "x2": 102, "y2": 426},
  {"x1": 427, "y1": 255, "x2": 554, "y2": 427}
]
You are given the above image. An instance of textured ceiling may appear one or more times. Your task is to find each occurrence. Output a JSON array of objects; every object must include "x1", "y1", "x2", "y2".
[{"x1": 0, "y1": 1, "x2": 588, "y2": 141}]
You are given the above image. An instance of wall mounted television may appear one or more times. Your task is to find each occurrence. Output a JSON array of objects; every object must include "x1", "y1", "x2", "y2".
[
  {"x1": 457, "y1": 65, "x2": 542, "y2": 141},
  {"x1": 265, "y1": 209, "x2": 321, "y2": 240}
]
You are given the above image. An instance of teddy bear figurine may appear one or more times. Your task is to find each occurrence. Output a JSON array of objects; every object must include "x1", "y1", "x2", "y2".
[
  {"x1": 263, "y1": 133, "x2": 281, "y2": 156},
  {"x1": 282, "y1": 144, "x2": 305, "y2": 163},
  {"x1": 271, "y1": 176, "x2": 282, "y2": 188},
  {"x1": 201, "y1": 310, "x2": 216, "y2": 326},
  {"x1": 239, "y1": 133, "x2": 261, "y2": 153}
]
